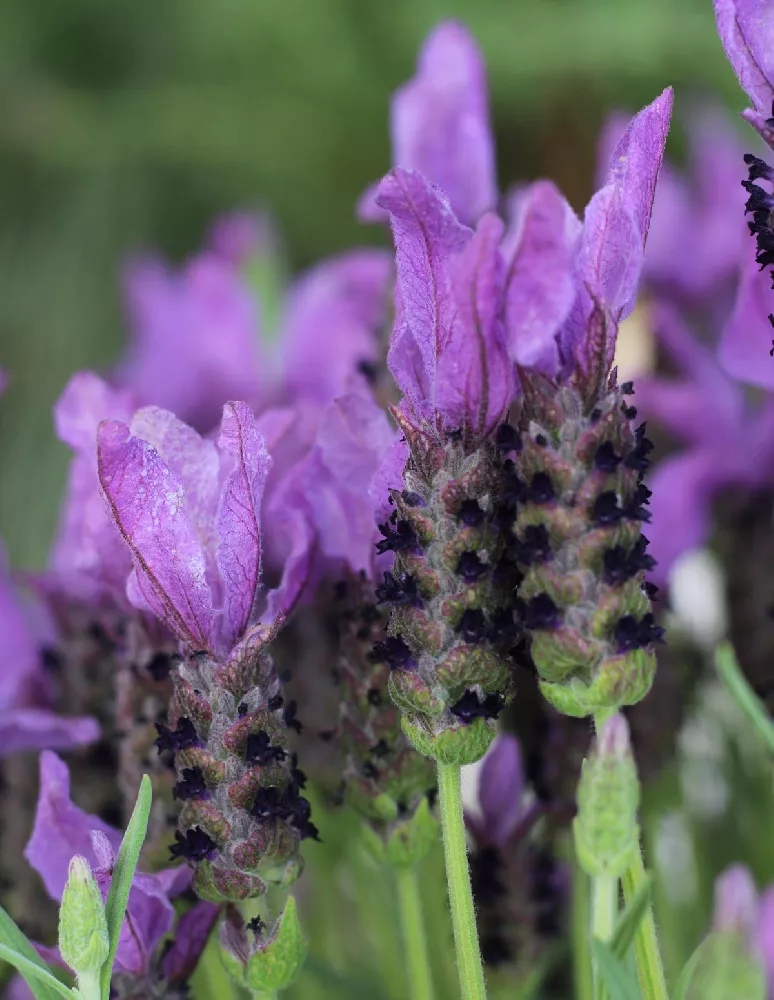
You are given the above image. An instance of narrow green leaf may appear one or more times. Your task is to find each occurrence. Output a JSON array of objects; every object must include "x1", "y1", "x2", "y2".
[
  {"x1": 0, "y1": 904, "x2": 68, "y2": 1000},
  {"x1": 99, "y1": 775, "x2": 152, "y2": 1000},
  {"x1": 715, "y1": 642, "x2": 774, "y2": 755},
  {"x1": 591, "y1": 939, "x2": 641, "y2": 1000},
  {"x1": 611, "y1": 873, "x2": 653, "y2": 961},
  {"x1": 0, "y1": 943, "x2": 75, "y2": 1000},
  {"x1": 673, "y1": 941, "x2": 708, "y2": 1000}
]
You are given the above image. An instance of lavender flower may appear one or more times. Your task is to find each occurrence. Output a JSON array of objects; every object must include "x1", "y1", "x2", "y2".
[
  {"x1": 97, "y1": 401, "x2": 316, "y2": 901},
  {"x1": 466, "y1": 735, "x2": 565, "y2": 978},
  {"x1": 24, "y1": 751, "x2": 217, "y2": 995}
]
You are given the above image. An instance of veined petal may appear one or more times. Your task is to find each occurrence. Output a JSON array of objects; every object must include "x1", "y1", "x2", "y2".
[
  {"x1": 719, "y1": 253, "x2": 774, "y2": 390},
  {"x1": 715, "y1": 0, "x2": 774, "y2": 112},
  {"x1": 216, "y1": 402, "x2": 272, "y2": 646},
  {"x1": 97, "y1": 420, "x2": 215, "y2": 650}
]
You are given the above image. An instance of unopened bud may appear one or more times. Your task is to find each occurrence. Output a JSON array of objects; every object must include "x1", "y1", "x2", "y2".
[
  {"x1": 573, "y1": 714, "x2": 639, "y2": 878},
  {"x1": 683, "y1": 932, "x2": 766, "y2": 1000},
  {"x1": 219, "y1": 895, "x2": 307, "y2": 993},
  {"x1": 58, "y1": 856, "x2": 109, "y2": 976}
]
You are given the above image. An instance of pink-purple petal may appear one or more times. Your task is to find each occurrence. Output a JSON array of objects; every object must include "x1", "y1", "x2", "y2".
[
  {"x1": 0, "y1": 710, "x2": 100, "y2": 757},
  {"x1": 477, "y1": 733, "x2": 524, "y2": 848},
  {"x1": 715, "y1": 0, "x2": 774, "y2": 112},
  {"x1": 216, "y1": 402, "x2": 272, "y2": 646},
  {"x1": 719, "y1": 253, "x2": 774, "y2": 390},
  {"x1": 97, "y1": 420, "x2": 215, "y2": 650},
  {"x1": 389, "y1": 21, "x2": 497, "y2": 227}
]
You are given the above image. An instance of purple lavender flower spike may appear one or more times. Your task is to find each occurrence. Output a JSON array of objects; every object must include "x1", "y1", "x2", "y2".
[
  {"x1": 99, "y1": 403, "x2": 316, "y2": 901},
  {"x1": 50, "y1": 372, "x2": 136, "y2": 606},
  {"x1": 97, "y1": 419, "x2": 215, "y2": 651},
  {"x1": 467, "y1": 734, "x2": 525, "y2": 849},
  {"x1": 719, "y1": 253, "x2": 774, "y2": 389},
  {"x1": 281, "y1": 250, "x2": 392, "y2": 406},
  {"x1": 119, "y1": 253, "x2": 263, "y2": 431},
  {"x1": 360, "y1": 21, "x2": 496, "y2": 227},
  {"x1": 503, "y1": 180, "x2": 581, "y2": 374},
  {"x1": 714, "y1": 0, "x2": 774, "y2": 116}
]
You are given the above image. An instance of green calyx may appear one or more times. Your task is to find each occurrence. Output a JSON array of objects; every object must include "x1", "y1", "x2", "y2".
[
  {"x1": 58, "y1": 856, "x2": 109, "y2": 976},
  {"x1": 360, "y1": 796, "x2": 440, "y2": 869},
  {"x1": 401, "y1": 715, "x2": 496, "y2": 765},
  {"x1": 682, "y1": 931, "x2": 766, "y2": 1000}
]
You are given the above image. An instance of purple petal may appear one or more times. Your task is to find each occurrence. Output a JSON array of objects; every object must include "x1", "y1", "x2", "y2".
[
  {"x1": 754, "y1": 885, "x2": 774, "y2": 994},
  {"x1": 0, "y1": 710, "x2": 99, "y2": 756},
  {"x1": 714, "y1": 0, "x2": 774, "y2": 112},
  {"x1": 646, "y1": 452, "x2": 727, "y2": 585},
  {"x1": 262, "y1": 504, "x2": 315, "y2": 622},
  {"x1": 369, "y1": 436, "x2": 409, "y2": 527},
  {"x1": 388, "y1": 21, "x2": 496, "y2": 226},
  {"x1": 130, "y1": 407, "x2": 220, "y2": 575},
  {"x1": 216, "y1": 402, "x2": 272, "y2": 647},
  {"x1": 719, "y1": 253, "x2": 774, "y2": 389},
  {"x1": 503, "y1": 181, "x2": 581, "y2": 373},
  {"x1": 119, "y1": 253, "x2": 263, "y2": 432},
  {"x1": 601, "y1": 88, "x2": 674, "y2": 255},
  {"x1": 25, "y1": 751, "x2": 120, "y2": 900},
  {"x1": 713, "y1": 864, "x2": 759, "y2": 935},
  {"x1": 477, "y1": 734, "x2": 524, "y2": 847},
  {"x1": 281, "y1": 250, "x2": 392, "y2": 406},
  {"x1": 97, "y1": 420, "x2": 215, "y2": 650},
  {"x1": 578, "y1": 185, "x2": 643, "y2": 322},
  {"x1": 54, "y1": 372, "x2": 135, "y2": 454},
  {"x1": 163, "y1": 901, "x2": 220, "y2": 983},
  {"x1": 377, "y1": 168, "x2": 471, "y2": 398},
  {"x1": 435, "y1": 213, "x2": 513, "y2": 439},
  {"x1": 385, "y1": 294, "x2": 434, "y2": 426},
  {"x1": 207, "y1": 211, "x2": 275, "y2": 267}
]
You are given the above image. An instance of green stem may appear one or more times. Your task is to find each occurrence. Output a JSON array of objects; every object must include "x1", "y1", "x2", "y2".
[
  {"x1": 622, "y1": 842, "x2": 668, "y2": 1000},
  {"x1": 436, "y1": 762, "x2": 487, "y2": 1000},
  {"x1": 76, "y1": 970, "x2": 102, "y2": 1000},
  {"x1": 396, "y1": 866, "x2": 435, "y2": 1000},
  {"x1": 715, "y1": 642, "x2": 774, "y2": 754},
  {"x1": 591, "y1": 875, "x2": 617, "y2": 1000},
  {"x1": 572, "y1": 858, "x2": 593, "y2": 1000}
]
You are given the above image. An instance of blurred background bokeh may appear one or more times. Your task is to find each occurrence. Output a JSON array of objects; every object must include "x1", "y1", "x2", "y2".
[{"x1": 0, "y1": 0, "x2": 749, "y2": 569}]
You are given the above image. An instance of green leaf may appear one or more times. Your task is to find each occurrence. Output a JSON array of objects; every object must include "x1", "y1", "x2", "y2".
[
  {"x1": 714, "y1": 642, "x2": 774, "y2": 755},
  {"x1": 673, "y1": 942, "x2": 706, "y2": 1000},
  {"x1": 611, "y1": 873, "x2": 653, "y2": 961},
  {"x1": 591, "y1": 939, "x2": 641, "y2": 1000},
  {"x1": 99, "y1": 775, "x2": 152, "y2": 1000},
  {"x1": 0, "y1": 903, "x2": 70, "y2": 1000},
  {"x1": 0, "y1": 942, "x2": 75, "y2": 1000}
]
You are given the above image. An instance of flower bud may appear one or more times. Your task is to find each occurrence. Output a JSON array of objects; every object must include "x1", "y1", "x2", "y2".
[
  {"x1": 58, "y1": 855, "x2": 109, "y2": 976},
  {"x1": 573, "y1": 714, "x2": 639, "y2": 878},
  {"x1": 219, "y1": 895, "x2": 307, "y2": 993},
  {"x1": 682, "y1": 932, "x2": 766, "y2": 1000}
]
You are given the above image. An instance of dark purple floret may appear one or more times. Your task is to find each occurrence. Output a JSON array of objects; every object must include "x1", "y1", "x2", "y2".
[
  {"x1": 146, "y1": 651, "x2": 179, "y2": 681},
  {"x1": 375, "y1": 570, "x2": 423, "y2": 606},
  {"x1": 603, "y1": 536, "x2": 656, "y2": 584},
  {"x1": 376, "y1": 519, "x2": 419, "y2": 554},
  {"x1": 456, "y1": 609, "x2": 487, "y2": 644},
  {"x1": 283, "y1": 700, "x2": 303, "y2": 734},
  {"x1": 245, "y1": 730, "x2": 287, "y2": 766},
  {"x1": 621, "y1": 381, "x2": 634, "y2": 395},
  {"x1": 513, "y1": 524, "x2": 552, "y2": 565},
  {"x1": 745, "y1": 152, "x2": 774, "y2": 182},
  {"x1": 529, "y1": 472, "x2": 555, "y2": 503},
  {"x1": 267, "y1": 694, "x2": 284, "y2": 711},
  {"x1": 516, "y1": 594, "x2": 560, "y2": 631},
  {"x1": 743, "y1": 154, "x2": 774, "y2": 277},
  {"x1": 369, "y1": 635, "x2": 416, "y2": 671},
  {"x1": 169, "y1": 827, "x2": 217, "y2": 862},
  {"x1": 154, "y1": 717, "x2": 201, "y2": 754},
  {"x1": 401, "y1": 490, "x2": 426, "y2": 507},
  {"x1": 492, "y1": 554, "x2": 522, "y2": 588},
  {"x1": 643, "y1": 581, "x2": 659, "y2": 600},
  {"x1": 615, "y1": 612, "x2": 665, "y2": 652},
  {"x1": 623, "y1": 405, "x2": 638, "y2": 420},
  {"x1": 487, "y1": 608, "x2": 521, "y2": 645},
  {"x1": 624, "y1": 432, "x2": 654, "y2": 473},
  {"x1": 495, "y1": 424, "x2": 522, "y2": 453},
  {"x1": 458, "y1": 498, "x2": 486, "y2": 526},
  {"x1": 592, "y1": 492, "x2": 623, "y2": 525},
  {"x1": 457, "y1": 551, "x2": 488, "y2": 582},
  {"x1": 500, "y1": 461, "x2": 526, "y2": 510},
  {"x1": 247, "y1": 916, "x2": 266, "y2": 937},
  {"x1": 624, "y1": 483, "x2": 652, "y2": 522},
  {"x1": 173, "y1": 767, "x2": 209, "y2": 801},
  {"x1": 594, "y1": 442, "x2": 621, "y2": 472},
  {"x1": 450, "y1": 689, "x2": 505, "y2": 722}
]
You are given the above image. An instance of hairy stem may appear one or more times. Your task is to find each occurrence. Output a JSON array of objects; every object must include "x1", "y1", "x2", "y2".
[
  {"x1": 396, "y1": 866, "x2": 436, "y2": 1000},
  {"x1": 437, "y1": 762, "x2": 487, "y2": 1000},
  {"x1": 622, "y1": 847, "x2": 668, "y2": 1000}
]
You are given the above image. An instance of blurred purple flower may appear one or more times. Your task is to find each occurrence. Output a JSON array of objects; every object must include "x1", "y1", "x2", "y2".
[
  {"x1": 638, "y1": 280, "x2": 774, "y2": 582},
  {"x1": 25, "y1": 751, "x2": 214, "y2": 977},
  {"x1": 97, "y1": 401, "x2": 313, "y2": 654},
  {"x1": 714, "y1": 0, "x2": 774, "y2": 143},
  {"x1": 359, "y1": 21, "x2": 496, "y2": 227},
  {"x1": 0, "y1": 552, "x2": 98, "y2": 756},
  {"x1": 466, "y1": 734, "x2": 526, "y2": 849}
]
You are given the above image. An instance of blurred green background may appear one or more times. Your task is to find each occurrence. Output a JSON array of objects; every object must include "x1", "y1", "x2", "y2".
[{"x1": 0, "y1": 0, "x2": 746, "y2": 568}]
